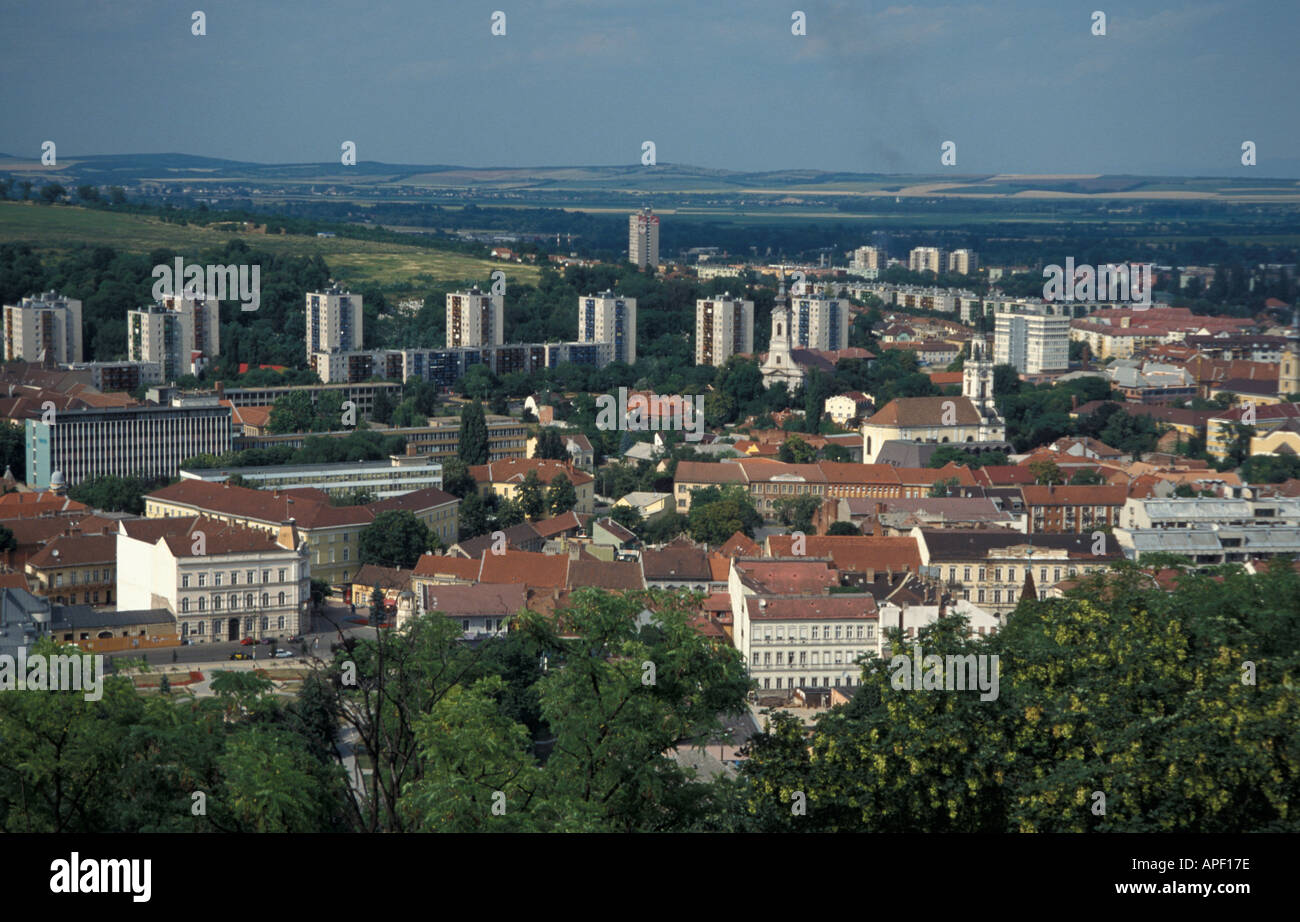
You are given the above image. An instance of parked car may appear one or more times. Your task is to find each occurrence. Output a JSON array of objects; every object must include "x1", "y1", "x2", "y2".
[
  {"x1": 260, "y1": 637, "x2": 274, "y2": 645},
  {"x1": 239, "y1": 637, "x2": 256, "y2": 646},
  {"x1": 274, "y1": 649, "x2": 294, "y2": 658},
  {"x1": 287, "y1": 635, "x2": 304, "y2": 644},
  {"x1": 229, "y1": 652, "x2": 253, "y2": 661}
]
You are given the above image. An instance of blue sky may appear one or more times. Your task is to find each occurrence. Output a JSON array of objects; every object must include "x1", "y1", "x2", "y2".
[{"x1": 2, "y1": 0, "x2": 1297, "y2": 176}]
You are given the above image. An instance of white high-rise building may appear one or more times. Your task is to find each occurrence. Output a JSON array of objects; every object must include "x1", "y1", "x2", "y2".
[
  {"x1": 994, "y1": 302, "x2": 1070, "y2": 374},
  {"x1": 790, "y1": 294, "x2": 850, "y2": 351},
  {"x1": 850, "y1": 246, "x2": 887, "y2": 271},
  {"x1": 629, "y1": 207, "x2": 660, "y2": 268},
  {"x1": 306, "y1": 286, "x2": 363, "y2": 359},
  {"x1": 128, "y1": 296, "x2": 220, "y2": 381},
  {"x1": 3, "y1": 291, "x2": 83, "y2": 364},
  {"x1": 695, "y1": 293, "x2": 753, "y2": 367},
  {"x1": 947, "y1": 249, "x2": 979, "y2": 275},
  {"x1": 909, "y1": 247, "x2": 945, "y2": 274},
  {"x1": 578, "y1": 292, "x2": 637, "y2": 365},
  {"x1": 446, "y1": 288, "x2": 504, "y2": 348}
]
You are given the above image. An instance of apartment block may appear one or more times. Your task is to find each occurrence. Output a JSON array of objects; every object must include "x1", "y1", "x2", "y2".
[
  {"x1": 695, "y1": 294, "x2": 754, "y2": 367},
  {"x1": 629, "y1": 207, "x2": 659, "y2": 268},
  {"x1": 579, "y1": 292, "x2": 637, "y2": 365},
  {"x1": 1021, "y1": 484, "x2": 1127, "y2": 533},
  {"x1": 994, "y1": 302, "x2": 1070, "y2": 374},
  {"x1": 306, "y1": 286, "x2": 363, "y2": 359},
  {"x1": 908, "y1": 247, "x2": 945, "y2": 274},
  {"x1": 4, "y1": 291, "x2": 83, "y2": 364},
  {"x1": 25, "y1": 397, "x2": 233, "y2": 489},
  {"x1": 63, "y1": 360, "x2": 163, "y2": 391},
  {"x1": 947, "y1": 249, "x2": 979, "y2": 275},
  {"x1": 850, "y1": 246, "x2": 887, "y2": 271},
  {"x1": 127, "y1": 297, "x2": 220, "y2": 380},
  {"x1": 445, "y1": 288, "x2": 504, "y2": 348},
  {"x1": 790, "y1": 294, "x2": 850, "y2": 350}
]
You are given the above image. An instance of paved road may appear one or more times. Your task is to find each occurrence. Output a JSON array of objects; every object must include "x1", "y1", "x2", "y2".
[{"x1": 103, "y1": 602, "x2": 375, "y2": 672}]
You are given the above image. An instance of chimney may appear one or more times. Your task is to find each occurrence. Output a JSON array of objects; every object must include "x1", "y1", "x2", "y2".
[{"x1": 276, "y1": 518, "x2": 299, "y2": 550}]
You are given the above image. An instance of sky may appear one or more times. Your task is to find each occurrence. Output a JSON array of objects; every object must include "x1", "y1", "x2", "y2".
[{"x1": 2, "y1": 0, "x2": 1298, "y2": 176}]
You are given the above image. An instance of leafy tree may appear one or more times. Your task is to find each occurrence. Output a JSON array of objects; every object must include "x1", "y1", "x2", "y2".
[
  {"x1": 533, "y1": 427, "x2": 568, "y2": 460},
  {"x1": 371, "y1": 388, "x2": 395, "y2": 425},
  {"x1": 458, "y1": 401, "x2": 490, "y2": 465},
  {"x1": 458, "y1": 492, "x2": 491, "y2": 539},
  {"x1": 687, "y1": 486, "x2": 762, "y2": 545},
  {"x1": 1069, "y1": 468, "x2": 1104, "y2": 485},
  {"x1": 0, "y1": 524, "x2": 14, "y2": 553},
  {"x1": 517, "y1": 469, "x2": 546, "y2": 520},
  {"x1": 358, "y1": 510, "x2": 432, "y2": 569},
  {"x1": 370, "y1": 585, "x2": 386, "y2": 626},
  {"x1": 773, "y1": 495, "x2": 819, "y2": 533},
  {"x1": 1028, "y1": 459, "x2": 1064, "y2": 485},
  {"x1": 67, "y1": 475, "x2": 165, "y2": 514},
  {"x1": 928, "y1": 476, "x2": 960, "y2": 497},
  {"x1": 825, "y1": 521, "x2": 861, "y2": 536},
  {"x1": 546, "y1": 473, "x2": 578, "y2": 517},
  {"x1": 441, "y1": 457, "x2": 476, "y2": 499},
  {"x1": 608, "y1": 504, "x2": 643, "y2": 535},
  {"x1": 778, "y1": 436, "x2": 816, "y2": 464}
]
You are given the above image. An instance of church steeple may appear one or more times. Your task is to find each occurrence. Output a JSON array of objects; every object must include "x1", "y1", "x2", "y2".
[{"x1": 963, "y1": 338, "x2": 995, "y2": 413}]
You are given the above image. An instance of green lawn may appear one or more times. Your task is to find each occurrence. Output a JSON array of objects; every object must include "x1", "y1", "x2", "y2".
[{"x1": 0, "y1": 202, "x2": 541, "y2": 288}]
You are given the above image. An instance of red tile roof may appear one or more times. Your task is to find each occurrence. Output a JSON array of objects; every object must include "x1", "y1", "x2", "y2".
[
  {"x1": 477, "y1": 549, "x2": 569, "y2": 588},
  {"x1": 764, "y1": 535, "x2": 921, "y2": 573}
]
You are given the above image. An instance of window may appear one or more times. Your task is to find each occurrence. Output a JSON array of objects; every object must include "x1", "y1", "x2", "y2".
[
  {"x1": 246, "y1": 593, "x2": 254, "y2": 609},
  {"x1": 776, "y1": 627, "x2": 784, "y2": 641},
  {"x1": 948, "y1": 567, "x2": 956, "y2": 583},
  {"x1": 978, "y1": 589, "x2": 986, "y2": 603},
  {"x1": 262, "y1": 593, "x2": 270, "y2": 608},
  {"x1": 214, "y1": 573, "x2": 222, "y2": 587},
  {"x1": 231, "y1": 571, "x2": 238, "y2": 585},
  {"x1": 182, "y1": 598, "x2": 190, "y2": 612},
  {"x1": 261, "y1": 616, "x2": 269, "y2": 631},
  {"x1": 197, "y1": 621, "x2": 204, "y2": 635},
  {"x1": 262, "y1": 570, "x2": 270, "y2": 584},
  {"x1": 198, "y1": 573, "x2": 206, "y2": 588},
  {"x1": 278, "y1": 591, "x2": 286, "y2": 606},
  {"x1": 812, "y1": 653, "x2": 820, "y2": 665},
  {"x1": 213, "y1": 596, "x2": 221, "y2": 611},
  {"x1": 963, "y1": 567, "x2": 971, "y2": 581},
  {"x1": 244, "y1": 617, "x2": 253, "y2": 632},
  {"x1": 856, "y1": 625, "x2": 863, "y2": 639},
  {"x1": 866, "y1": 625, "x2": 874, "y2": 639},
  {"x1": 799, "y1": 652, "x2": 806, "y2": 665},
  {"x1": 812, "y1": 627, "x2": 819, "y2": 640},
  {"x1": 277, "y1": 616, "x2": 285, "y2": 630},
  {"x1": 181, "y1": 574, "x2": 190, "y2": 588},
  {"x1": 197, "y1": 597, "x2": 206, "y2": 611},
  {"x1": 978, "y1": 567, "x2": 986, "y2": 581},
  {"x1": 343, "y1": 548, "x2": 349, "y2": 561},
  {"x1": 230, "y1": 594, "x2": 238, "y2": 610},
  {"x1": 278, "y1": 569, "x2": 286, "y2": 583},
  {"x1": 834, "y1": 625, "x2": 842, "y2": 639},
  {"x1": 993, "y1": 590, "x2": 1001, "y2": 604},
  {"x1": 246, "y1": 570, "x2": 254, "y2": 584},
  {"x1": 994, "y1": 567, "x2": 1002, "y2": 582},
  {"x1": 213, "y1": 620, "x2": 221, "y2": 636},
  {"x1": 70, "y1": 571, "x2": 78, "y2": 585},
  {"x1": 463, "y1": 620, "x2": 470, "y2": 632}
]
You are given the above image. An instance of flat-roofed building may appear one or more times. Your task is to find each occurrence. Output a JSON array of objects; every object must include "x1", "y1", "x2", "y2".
[
  {"x1": 306, "y1": 285, "x2": 363, "y2": 359},
  {"x1": 446, "y1": 288, "x2": 504, "y2": 348},
  {"x1": 4, "y1": 291, "x2": 83, "y2": 364},
  {"x1": 181, "y1": 454, "x2": 443, "y2": 499},
  {"x1": 578, "y1": 292, "x2": 637, "y2": 365},
  {"x1": 695, "y1": 294, "x2": 754, "y2": 367}
]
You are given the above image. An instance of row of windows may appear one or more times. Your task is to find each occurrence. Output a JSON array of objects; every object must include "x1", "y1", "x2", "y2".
[
  {"x1": 185, "y1": 615, "x2": 286, "y2": 635},
  {"x1": 760, "y1": 650, "x2": 859, "y2": 666},
  {"x1": 180, "y1": 591, "x2": 288, "y2": 612},
  {"x1": 947, "y1": 565, "x2": 1079, "y2": 584},
  {"x1": 762, "y1": 675, "x2": 857, "y2": 690},
  {"x1": 182, "y1": 568, "x2": 288, "y2": 588},
  {"x1": 52, "y1": 569, "x2": 114, "y2": 587},
  {"x1": 759, "y1": 624, "x2": 873, "y2": 642}
]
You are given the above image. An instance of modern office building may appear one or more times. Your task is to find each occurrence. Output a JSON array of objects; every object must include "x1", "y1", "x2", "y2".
[
  {"x1": 3, "y1": 291, "x2": 83, "y2": 364},
  {"x1": 24, "y1": 395, "x2": 233, "y2": 489},
  {"x1": 629, "y1": 207, "x2": 659, "y2": 268},
  {"x1": 994, "y1": 302, "x2": 1070, "y2": 374},
  {"x1": 128, "y1": 296, "x2": 220, "y2": 381},
  {"x1": 695, "y1": 293, "x2": 754, "y2": 367},
  {"x1": 446, "y1": 288, "x2": 504, "y2": 348},
  {"x1": 180, "y1": 454, "x2": 443, "y2": 499},
  {"x1": 306, "y1": 285, "x2": 363, "y2": 359},
  {"x1": 579, "y1": 292, "x2": 637, "y2": 365}
]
